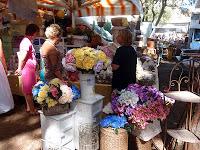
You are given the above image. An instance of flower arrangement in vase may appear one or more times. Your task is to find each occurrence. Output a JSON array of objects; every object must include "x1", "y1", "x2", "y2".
[
  {"x1": 62, "y1": 47, "x2": 112, "y2": 84},
  {"x1": 62, "y1": 46, "x2": 110, "y2": 75},
  {"x1": 32, "y1": 78, "x2": 80, "y2": 115}
]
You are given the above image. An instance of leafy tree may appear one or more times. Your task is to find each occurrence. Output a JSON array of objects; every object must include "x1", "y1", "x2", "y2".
[{"x1": 139, "y1": 0, "x2": 195, "y2": 25}]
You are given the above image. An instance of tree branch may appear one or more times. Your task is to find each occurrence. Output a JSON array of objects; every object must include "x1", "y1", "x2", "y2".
[{"x1": 155, "y1": 0, "x2": 167, "y2": 26}]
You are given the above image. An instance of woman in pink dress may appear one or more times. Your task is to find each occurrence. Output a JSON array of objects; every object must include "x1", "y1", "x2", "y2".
[{"x1": 15, "y1": 24, "x2": 39, "y2": 114}]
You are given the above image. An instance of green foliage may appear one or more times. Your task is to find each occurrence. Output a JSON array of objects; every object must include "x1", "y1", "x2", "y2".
[
  {"x1": 114, "y1": 128, "x2": 119, "y2": 134},
  {"x1": 159, "y1": 7, "x2": 172, "y2": 23}
]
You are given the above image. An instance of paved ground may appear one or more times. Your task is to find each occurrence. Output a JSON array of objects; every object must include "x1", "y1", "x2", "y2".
[
  {"x1": 0, "y1": 60, "x2": 176, "y2": 150},
  {"x1": 0, "y1": 98, "x2": 41, "y2": 150}
]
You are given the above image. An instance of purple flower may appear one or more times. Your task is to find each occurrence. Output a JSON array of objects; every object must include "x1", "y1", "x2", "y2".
[
  {"x1": 111, "y1": 83, "x2": 171, "y2": 129},
  {"x1": 94, "y1": 61, "x2": 104, "y2": 73}
]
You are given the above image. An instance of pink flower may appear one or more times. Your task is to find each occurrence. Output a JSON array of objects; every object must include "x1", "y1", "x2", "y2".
[
  {"x1": 102, "y1": 47, "x2": 114, "y2": 59},
  {"x1": 65, "y1": 53, "x2": 75, "y2": 63},
  {"x1": 50, "y1": 86, "x2": 59, "y2": 98}
]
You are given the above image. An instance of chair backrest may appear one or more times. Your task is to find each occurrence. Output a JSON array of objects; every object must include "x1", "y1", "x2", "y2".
[
  {"x1": 166, "y1": 58, "x2": 200, "y2": 129},
  {"x1": 167, "y1": 59, "x2": 191, "y2": 92}
]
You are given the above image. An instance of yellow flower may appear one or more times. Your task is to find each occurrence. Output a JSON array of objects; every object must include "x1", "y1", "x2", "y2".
[
  {"x1": 49, "y1": 78, "x2": 62, "y2": 87},
  {"x1": 40, "y1": 85, "x2": 49, "y2": 92},
  {"x1": 82, "y1": 56, "x2": 96, "y2": 70},
  {"x1": 97, "y1": 51, "x2": 107, "y2": 62},
  {"x1": 73, "y1": 48, "x2": 84, "y2": 58},
  {"x1": 37, "y1": 97, "x2": 45, "y2": 104},
  {"x1": 76, "y1": 59, "x2": 83, "y2": 69},
  {"x1": 46, "y1": 98, "x2": 58, "y2": 108},
  {"x1": 104, "y1": 58, "x2": 111, "y2": 67},
  {"x1": 38, "y1": 90, "x2": 48, "y2": 99}
]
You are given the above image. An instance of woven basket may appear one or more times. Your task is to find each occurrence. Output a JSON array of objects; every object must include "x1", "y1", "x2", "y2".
[
  {"x1": 100, "y1": 127, "x2": 128, "y2": 150},
  {"x1": 42, "y1": 104, "x2": 70, "y2": 116}
]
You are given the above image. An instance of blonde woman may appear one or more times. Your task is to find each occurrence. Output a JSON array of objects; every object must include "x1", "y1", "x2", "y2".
[
  {"x1": 40, "y1": 24, "x2": 63, "y2": 82},
  {"x1": 0, "y1": 39, "x2": 14, "y2": 114},
  {"x1": 111, "y1": 29, "x2": 137, "y2": 90}
]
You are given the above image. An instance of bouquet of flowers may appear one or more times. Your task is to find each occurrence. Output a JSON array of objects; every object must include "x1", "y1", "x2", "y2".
[
  {"x1": 62, "y1": 47, "x2": 111, "y2": 74},
  {"x1": 32, "y1": 78, "x2": 80, "y2": 115},
  {"x1": 111, "y1": 84, "x2": 171, "y2": 129},
  {"x1": 62, "y1": 47, "x2": 113, "y2": 83}
]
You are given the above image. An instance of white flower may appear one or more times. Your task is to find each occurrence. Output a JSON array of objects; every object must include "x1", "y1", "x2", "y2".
[
  {"x1": 102, "y1": 103, "x2": 114, "y2": 114},
  {"x1": 136, "y1": 58, "x2": 144, "y2": 79},
  {"x1": 58, "y1": 95, "x2": 72, "y2": 104},
  {"x1": 60, "y1": 85, "x2": 73, "y2": 95},
  {"x1": 62, "y1": 58, "x2": 77, "y2": 72},
  {"x1": 142, "y1": 60, "x2": 156, "y2": 71},
  {"x1": 35, "y1": 81, "x2": 44, "y2": 86},
  {"x1": 60, "y1": 84, "x2": 73, "y2": 103},
  {"x1": 117, "y1": 90, "x2": 139, "y2": 106}
]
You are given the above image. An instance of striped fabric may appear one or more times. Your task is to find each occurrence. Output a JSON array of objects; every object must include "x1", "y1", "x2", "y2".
[{"x1": 76, "y1": 0, "x2": 140, "y2": 17}]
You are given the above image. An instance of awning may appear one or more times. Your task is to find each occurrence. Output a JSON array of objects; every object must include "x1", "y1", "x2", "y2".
[{"x1": 76, "y1": 0, "x2": 143, "y2": 17}]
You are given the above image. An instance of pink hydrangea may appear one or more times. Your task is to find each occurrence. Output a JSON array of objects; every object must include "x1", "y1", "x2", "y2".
[
  {"x1": 102, "y1": 47, "x2": 114, "y2": 59},
  {"x1": 65, "y1": 53, "x2": 75, "y2": 63},
  {"x1": 111, "y1": 84, "x2": 171, "y2": 129}
]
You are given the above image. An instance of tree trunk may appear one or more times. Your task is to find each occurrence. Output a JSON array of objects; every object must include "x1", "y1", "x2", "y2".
[
  {"x1": 151, "y1": 5, "x2": 156, "y2": 22},
  {"x1": 155, "y1": 0, "x2": 167, "y2": 26}
]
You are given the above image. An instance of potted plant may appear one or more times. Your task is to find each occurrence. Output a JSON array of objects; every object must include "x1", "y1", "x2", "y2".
[{"x1": 99, "y1": 115, "x2": 129, "y2": 150}]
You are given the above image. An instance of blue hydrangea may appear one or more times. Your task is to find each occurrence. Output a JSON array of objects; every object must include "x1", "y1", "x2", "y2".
[
  {"x1": 32, "y1": 88, "x2": 40, "y2": 97},
  {"x1": 100, "y1": 115, "x2": 127, "y2": 129},
  {"x1": 71, "y1": 85, "x2": 81, "y2": 100},
  {"x1": 32, "y1": 81, "x2": 45, "y2": 97}
]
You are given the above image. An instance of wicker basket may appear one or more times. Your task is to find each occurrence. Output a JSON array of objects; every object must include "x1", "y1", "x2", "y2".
[
  {"x1": 100, "y1": 127, "x2": 128, "y2": 150},
  {"x1": 42, "y1": 104, "x2": 70, "y2": 116}
]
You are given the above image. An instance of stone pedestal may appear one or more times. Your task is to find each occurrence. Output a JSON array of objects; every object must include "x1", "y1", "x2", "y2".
[
  {"x1": 39, "y1": 110, "x2": 76, "y2": 150},
  {"x1": 75, "y1": 94, "x2": 104, "y2": 150}
]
